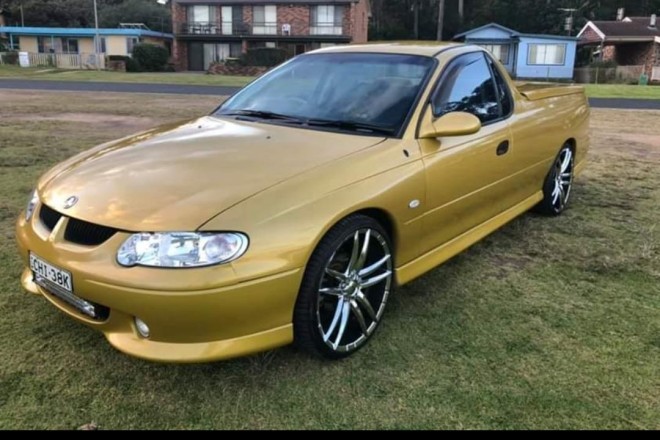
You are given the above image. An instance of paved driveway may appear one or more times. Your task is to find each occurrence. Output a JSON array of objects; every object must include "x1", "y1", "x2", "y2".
[{"x1": 1, "y1": 78, "x2": 660, "y2": 110}]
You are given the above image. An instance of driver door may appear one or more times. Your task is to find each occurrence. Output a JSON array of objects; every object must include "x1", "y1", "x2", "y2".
[{"x1": 418, "y1": 52, "x2": 515, "y2": 255}]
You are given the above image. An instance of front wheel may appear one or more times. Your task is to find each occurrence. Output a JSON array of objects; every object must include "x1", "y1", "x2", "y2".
[
  {"x1": 534, "y1": 145, "x2": 575, "y2": 216},
  {"x1": 293, "y1": 215, "x2": 394, "y2": 359}
]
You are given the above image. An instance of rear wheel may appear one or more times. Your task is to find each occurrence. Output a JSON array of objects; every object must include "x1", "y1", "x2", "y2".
[
  {"x1": 293, "y1": 215, "x2": 393, "y2": 359},
  {"x1": 534, "y1": 144, "x2": 574, "y2": 216}
]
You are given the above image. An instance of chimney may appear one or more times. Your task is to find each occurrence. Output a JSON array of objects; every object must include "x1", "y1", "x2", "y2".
[
  {"x1": 616, "y1": 8, "x2": 625, "y2": 21},
  {"x1": 651, "y1": 14, "x2": 657, "y2": 29}
]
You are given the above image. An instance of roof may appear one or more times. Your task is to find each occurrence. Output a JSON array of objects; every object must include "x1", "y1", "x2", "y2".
[
  {"x1": 578, "y1": 17, "x2": 659, "y2": 42},
  {"x1": 311, "y1": 42, "x2": 462, "y2": 57},
  {"x1": 0, "y1": 26, "x2": 173, "y2": 39},
  {"x1": 454, "y1": 22, "x2": 578, "y2": 41}
]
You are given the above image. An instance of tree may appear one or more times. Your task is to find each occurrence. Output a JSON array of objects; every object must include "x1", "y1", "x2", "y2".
[
  {"x1": 437, "y1": 0, "x2": 445, "y2": 40},
  {"x1": 0, "y1": 0, "x2": 171, "y2": 31}
]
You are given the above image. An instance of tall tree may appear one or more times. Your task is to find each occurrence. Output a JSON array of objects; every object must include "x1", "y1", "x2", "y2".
[{"x1": 437, "y1": 0, "x2": 445, "y2": 40}]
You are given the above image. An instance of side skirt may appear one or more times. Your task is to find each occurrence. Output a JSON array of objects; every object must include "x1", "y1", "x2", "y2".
[{"x1": 395, "y1": 191, "x2": 544, "y2": 285}]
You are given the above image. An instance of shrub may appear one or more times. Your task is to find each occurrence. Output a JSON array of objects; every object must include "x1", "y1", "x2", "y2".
[
  {"x1": 1, "y1": 51, "x2": 19, "y2": 65},
  {"x1": 107, "y1": 55, "x2": 141, "y2": 72},
  {"x1": 589, "y1": 59, "x2": 618, "y2": 68},
  {"x1": 239, "y1": 48, "x2": 287, "y2": 67},
  {"x1": 131, "y1": 43, "x2": 169, "y2": 72}
]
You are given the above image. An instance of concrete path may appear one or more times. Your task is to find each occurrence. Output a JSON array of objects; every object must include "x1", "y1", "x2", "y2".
[{"x1": 2, "y1": 78, "x2": 660, "y2": 110}]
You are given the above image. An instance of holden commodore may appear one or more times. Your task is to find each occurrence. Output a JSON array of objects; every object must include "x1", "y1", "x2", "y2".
[{"x1": 16, "y1": 43, "x2": 589, "y2": 362}]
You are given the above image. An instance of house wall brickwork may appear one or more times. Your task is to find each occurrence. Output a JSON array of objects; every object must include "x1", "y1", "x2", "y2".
[
  {"x1": 172, "y1": 2, "x2": 188, "y2": 70},
  {"x1": 277, "y1": 6, "x2": 309, "y2": 36},
  {"x1": 603, "y1": 42, "x2": 657, "y2": 76},
  {"x1": 171, "y1": 1, "x2": 370, "y2": 71}
]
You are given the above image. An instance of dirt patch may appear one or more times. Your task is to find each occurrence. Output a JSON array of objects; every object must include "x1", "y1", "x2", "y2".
[
  {"x1": 591, "y1": 109, "x2": 660, "y2": 161},
  {"x1": 10, "y1": 113, "x2": 157, "y2": 132}
]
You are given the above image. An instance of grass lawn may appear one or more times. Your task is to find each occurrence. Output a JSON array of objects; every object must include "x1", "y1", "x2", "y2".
[
  {"x1": 0, "y1": 65, "x2": 254, "y2": 87},
  {"x1": 584, "y1": 84, "x2": 660, "y2": 100},
  {"x1": 0, "y1": 90, "x2": 659, "y2": 429}
]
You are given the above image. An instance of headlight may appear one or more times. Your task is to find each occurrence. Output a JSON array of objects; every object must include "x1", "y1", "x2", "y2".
[
  {"x1": 25, "y1": 190, "x2": 39, "y2": 221},
  {"x1": 117, "y1": 232, "x2": 249, "y2": 268}
]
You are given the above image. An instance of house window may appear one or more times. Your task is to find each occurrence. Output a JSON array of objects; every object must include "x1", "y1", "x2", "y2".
[
  {"x1": 230, "y1": 43, "x2": 242, "y2": 58},
  {"x1": 253, "y1": 5, "x2": 277, "y2": 35},
  {"x1": 221, "y1": 6, "x2": 233, "y2": 35},
  {"x1": 528, "y1": 44, "x2": 567, "y2": 65},
  {"x1": 311, "y1": 5, "x2": 344, "y2": 35},
  {"x1": 202, "y1": 43, "x2": 241, "y2": 69},
  {"x1": 62, "y1": 38, "x2": 79, "y2": 54},
  {"x1": 480, "y1": 44, "x2": 509, "y2": 64},
  {"x1": 100, "y1": 37, "x2": 107, "y2": 54},
  {"x1": 127, "y1": 37, "x2": 139, "y2": 54},
  {"x1": 37, "y1": 36, "x2": 60, "y2": 53},
  {"x1": 188, "y1": 5, "x2": 218, "y2": 34}
]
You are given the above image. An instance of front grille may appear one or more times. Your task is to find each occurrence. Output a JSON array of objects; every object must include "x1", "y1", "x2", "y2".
[
  {"x1": 64, "y1": 217, "x2": 118, "y2": 246},
  {"x1": 38, "y1": 203, "x2": 118, "y2": 246},
  {"x1": 39, "y1": 204, "x2": 63, "y2": 231}
]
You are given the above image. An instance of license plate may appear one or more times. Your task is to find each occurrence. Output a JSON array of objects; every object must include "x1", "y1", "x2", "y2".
[{"x1": 29, "y1": 253, "x2": 73, "y2": 293}]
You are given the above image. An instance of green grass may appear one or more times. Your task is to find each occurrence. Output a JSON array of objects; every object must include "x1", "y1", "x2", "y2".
[
  {"x1": 584, "y1": 84, "x2": 660, "y2": 100},
  {"x1": 0, "y1": 65, "x2": 254, "y2": 87},
  {"x1": 0, "y1": 90, "x2": 659, "y2": 429}
]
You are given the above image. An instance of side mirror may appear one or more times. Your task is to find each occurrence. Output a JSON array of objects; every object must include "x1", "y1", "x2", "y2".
[{"x1": 419, "y1": 111, "x2": 482, "y2": 139}]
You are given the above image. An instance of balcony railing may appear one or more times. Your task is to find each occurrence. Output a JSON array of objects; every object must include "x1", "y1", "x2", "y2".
[{"x1": 176, "y1": 20, "x2": 347, "y2": 37}]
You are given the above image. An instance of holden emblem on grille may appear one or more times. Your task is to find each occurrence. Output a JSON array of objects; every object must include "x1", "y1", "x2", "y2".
[{"x1": 63, "y1": 196, "x2": 79, "y2": 209}]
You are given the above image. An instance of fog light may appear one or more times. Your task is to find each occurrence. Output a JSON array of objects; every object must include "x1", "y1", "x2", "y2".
[{"x1": 135, "y1": 318, "x2": 150, "y2": 338}]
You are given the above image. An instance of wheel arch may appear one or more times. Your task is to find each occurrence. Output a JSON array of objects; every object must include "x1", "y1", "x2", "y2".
[{"x1": 564, "y1": 138, "x2": 577, "y2": 153}]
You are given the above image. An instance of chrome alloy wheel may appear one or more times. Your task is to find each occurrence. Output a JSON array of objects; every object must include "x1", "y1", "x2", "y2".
[
  {"x1": 316, "y1": 228, "x2": 393, "y2": 354},
  {"x1": 552, "y1": 147, "x2": 574, "y2": 212}
]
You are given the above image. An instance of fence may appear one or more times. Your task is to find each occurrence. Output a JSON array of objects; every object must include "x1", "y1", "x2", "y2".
[
  {"x1": 0, "y1": 52, "x2": 105, "y2": 69},
  {"x1": 653, "y1": 66, "x2": 660, "y2": 82},
  {"x1": 574, "y1": 65, "x2": 646, "y2": 84}
]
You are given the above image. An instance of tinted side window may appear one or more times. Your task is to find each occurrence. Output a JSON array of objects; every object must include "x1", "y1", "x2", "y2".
[
  {"x1": 432, "y1": 53, "x2": 500, "y2": 124},
  {"x1": 486, "y1": 54, "x2": 513, "y2": 117}
]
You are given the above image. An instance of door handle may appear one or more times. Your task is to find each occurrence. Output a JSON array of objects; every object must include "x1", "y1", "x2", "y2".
[{"x1": 496, "y1": 140, "x2": 510, "y2": 156}]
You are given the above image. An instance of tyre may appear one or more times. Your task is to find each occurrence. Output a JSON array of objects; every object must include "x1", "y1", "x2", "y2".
[
  {"x1": 293, "y1": 215, "x2": 394, "y2": 359},
  {"x1": 534, "y1": 144, "x2": 575, "y2": 216}
]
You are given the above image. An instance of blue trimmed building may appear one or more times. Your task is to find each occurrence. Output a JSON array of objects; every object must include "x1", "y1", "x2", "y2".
[
  {"x1": 454, "y1": 23, "x2": 578, "y2": 79},
  {"x1": 0, "y1": 26, "x2": 172, "y2": 56}
]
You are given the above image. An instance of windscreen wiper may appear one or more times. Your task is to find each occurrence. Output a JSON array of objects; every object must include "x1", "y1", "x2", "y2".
[
  {"x1": 221, "y1": 110, "x2": 305, "y2": 124},
  {"x1": 306, "y1": 119, "x2": 395, "y2": 136}
]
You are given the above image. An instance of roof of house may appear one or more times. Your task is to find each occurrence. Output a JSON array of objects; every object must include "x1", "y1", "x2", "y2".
[
  {"x1": 578, "y1": 17, "x2": 659, "y2": 43},
  {"x1": 0, "y1": 26, "x2": 173, "y2": 39},
  {"x1": 591, "y1": 20, "x2": 659, "y2": 37},
  {"x1": 453, "y1": 22, "x2": 578, "y2": 42}
]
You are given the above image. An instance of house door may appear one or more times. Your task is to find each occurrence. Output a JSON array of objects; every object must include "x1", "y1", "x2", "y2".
[{"x1": 188, "y1": 42, "x2": 204, "y2": 71}]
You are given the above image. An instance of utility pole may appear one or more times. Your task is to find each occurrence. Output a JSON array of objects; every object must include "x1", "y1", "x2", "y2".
[
  {"x1": 437, "y1": 0, "x2": 445, "y2": 41},
  {"x1": 20, "y1": 4, "x2": 24, "y2": 26},
  {"x1": 93, "y1": 0, "x2": 101, "y2": 70},
  {"x1": 458, "y1": 0, "x2": 464, "y2": 22},
  {"x1": 558, "y1": 8, "x2": 577, "y2": 36}
]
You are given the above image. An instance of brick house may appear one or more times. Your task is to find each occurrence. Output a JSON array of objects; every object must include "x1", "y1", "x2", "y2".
[
  {"x1": 577, "y1": 14, "x2": 660, "y2": 80},
  {"x1": 171, "y1": 0, "x2": 370, "y2": 71}
]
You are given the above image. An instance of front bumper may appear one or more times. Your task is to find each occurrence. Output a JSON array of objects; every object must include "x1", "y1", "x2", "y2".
[{"x1": 16, "y1": 211, "x2": 303, "y2": 363}]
